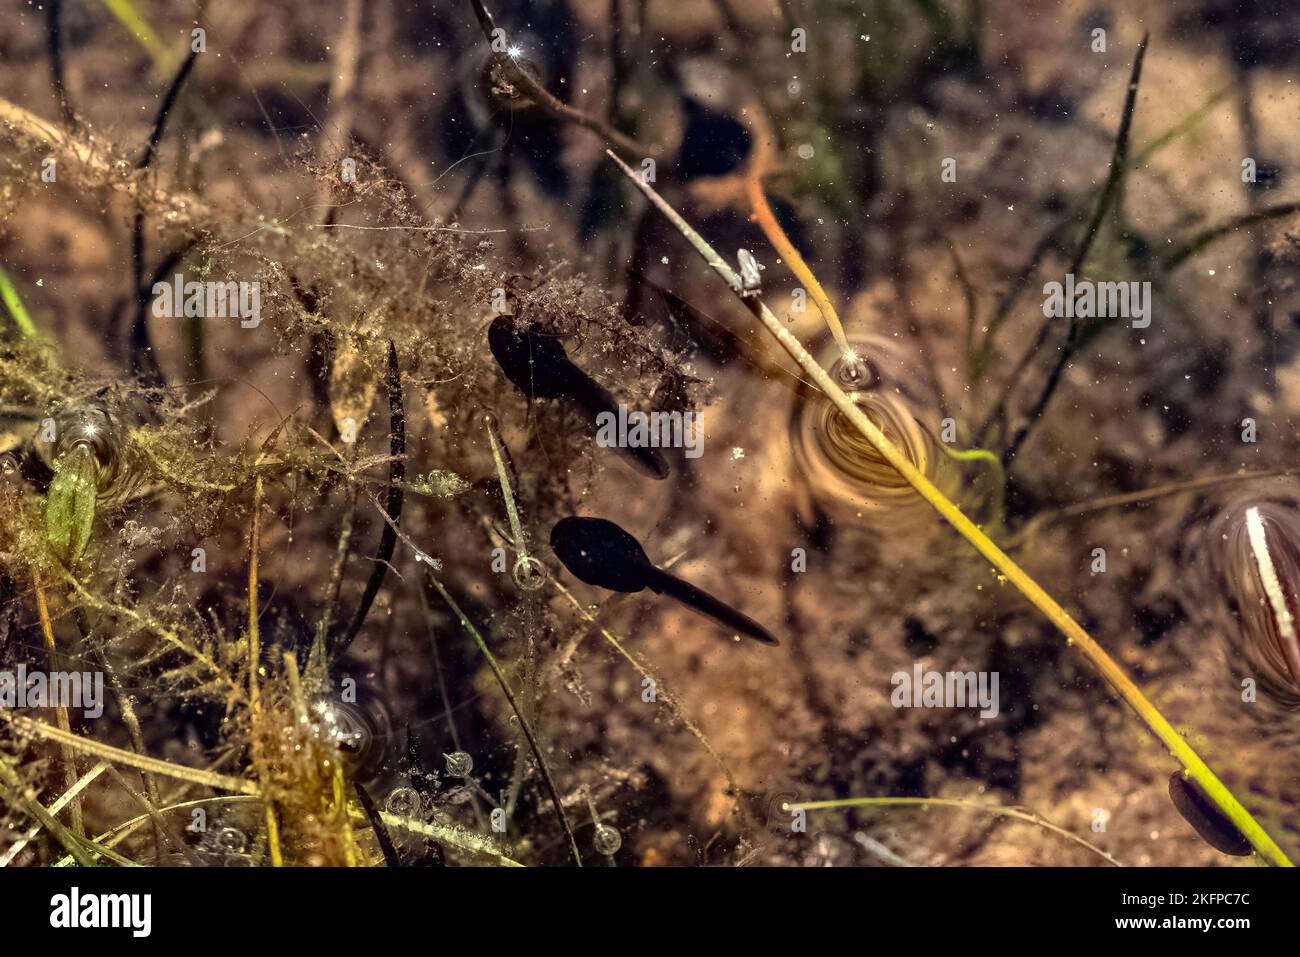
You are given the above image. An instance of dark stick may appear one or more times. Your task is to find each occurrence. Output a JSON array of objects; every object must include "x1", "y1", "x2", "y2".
[
  {"x1": 353, "y1": 781, "x2": 402, "y2": 866},
  {"x1": 137, "y1": 48, "x2": 199, "y2": 171},
  {"x1": 465, "y1": 0, "x2": 646, "y2": 155},
  {"x1": 129, "y1": 46, "x2": 200, "y2": 389},
  {"x1": 129, "y1": 232, "x2": 194, "y2": 390},
  {"x1": 46, "y1": 0, "x2": 74, "y2": 127},
  {"x1": 332, "y1": 341, "x2": 405, "y2": 660},
  {"x1": 1001, "y1": 33, "x2": 1148, "y2": 466}
]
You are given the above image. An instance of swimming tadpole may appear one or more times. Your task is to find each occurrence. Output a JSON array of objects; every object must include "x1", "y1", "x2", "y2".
[
  {"x1": 487, "y1": 316, "x2": 670, "y2": 480},
  {"x1": 1167, "y1": 772, "x2": 1252, "y2": 857},
  {"x1": 550, "y1": 516, "x2": 778, "y2": 646}
]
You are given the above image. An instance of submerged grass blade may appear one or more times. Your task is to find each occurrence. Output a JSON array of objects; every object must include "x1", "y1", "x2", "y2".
[
  {"x1": 0, "y1": 266, "x2": 38, "y2": 338},
  {"x1": 793, "y1": 796, "x2": 1122, "y2": 866},
  {"x1": 1, "y1": 712, "x2": 258, "y2": 794}
]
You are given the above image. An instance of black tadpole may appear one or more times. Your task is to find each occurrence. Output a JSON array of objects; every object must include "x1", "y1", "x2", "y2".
[
  {"x1": 1167, "y1": 772, "x2": 1252, "y2": 857},
  {"x1": 550, "y1": 516, "x2": 778, "y2": 646},
  {"x1": 487, "y1": 316, "x2": 669, "y2": 479}
]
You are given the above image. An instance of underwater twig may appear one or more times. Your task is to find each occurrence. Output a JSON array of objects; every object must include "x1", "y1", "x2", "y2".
[
  {"x1": 466, "y1": 0, "x2": 647, "y2": 156},
  {"x1": 416, "y1": 581, "x2": 487, "y2": 831},
  {"x1": 72, "y1": 785, "x2": 519, "y2": 866},
  {"x1": 62, "y1": 795, "x2": 259, "y2": 859},
  {"x1": 1001, "y1": 34, "x2": 1148, "y2": 464},
  {"x1": 372, "y1": 809, "x2": 523, "y2": 866},
  {"x1": 79, "y1": 615, "x2": 165, "y2": 858},
  {"x1": 317, "y1": 0, "x2": 364, "y2": 199},
  {"x1": 948, "y1": 241, "x2": 980, "y2": 381},
  {"x1": 605, "y1": 147, "x2": 1294, "y2": 867},
  {"x1": 426, "y1": 574, "x2": 583, "y2": 866},
  {"x1": 484, "y1": 413, "x2": 546, "y2": 589},
  {"x1": 792, "y1": 797, "x2": 1122, "y2": 866},
  {"x1": 333, "y1": 342, "x2": 405, "y2": 660},
  {"x1": 482, "y1": 414, "x2": 546, "y2": 816},
  {"x1": 316, "y1": 486, "x2": 357, "y2": 654}
]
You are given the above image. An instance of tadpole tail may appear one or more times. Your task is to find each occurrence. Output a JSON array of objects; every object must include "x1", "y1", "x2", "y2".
[
  {"x1": 568, "y1": 370, "x2": 670, "y2": 480},
  {"x1": 643, "y1": 566, "x2": 778, "y2": 645}
]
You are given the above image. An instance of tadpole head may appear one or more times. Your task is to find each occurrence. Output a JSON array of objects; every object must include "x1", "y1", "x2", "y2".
[
  {"x1": 487, "y1": 316, "x2": 573, "y2": 400},
  {"x1": 550, "y1": 516, "x2": 652, "y2": 593}
]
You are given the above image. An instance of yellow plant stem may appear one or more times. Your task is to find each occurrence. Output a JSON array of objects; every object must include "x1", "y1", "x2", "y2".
[
  {"x1": 744, "y1": 176, "x2": 853, "y2": 359},
  {"x1": 606, "y1": 148, "x2": 1293, "y2": 867},
  {"x1": 35, "y1": 584, "x2": 84, "y2": 838},
  {"x1": 1, "y1": 712, "x2": 257, "y2": 794},
  {"x1": 247, "y1": 474, "x2": 283, "y2": 866},
  {"x1": 249, "y1": 476, "x2": 262, "y2": 708}
]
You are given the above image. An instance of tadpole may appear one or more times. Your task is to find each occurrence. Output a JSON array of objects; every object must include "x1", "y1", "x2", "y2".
[
  {"x1": 487, "y1": 316, "x2": 669, "y2": 479},
  {"x1": 550, "y1": 516, "x2": 778, "y2": 646},
  {"x1": 1167, "y1": 772, "x2": 1252, "y2": 857}
]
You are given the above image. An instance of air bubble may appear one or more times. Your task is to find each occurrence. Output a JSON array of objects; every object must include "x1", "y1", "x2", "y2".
[
  {"x1": 386, "y1": 787, "x2": 421, "y2": 817},
  {"x1": 512, "y1": 555, "x2": 547, "y2": 591},
  {"x1": 593, "y1": 824, "x2": 622, "y2": 856},
  {"x1": 217, "y1": 827, "x2": 247, "y2": 853},
  {"x1": 444, "y1": 750, "x2": 473, "y2": 777}
]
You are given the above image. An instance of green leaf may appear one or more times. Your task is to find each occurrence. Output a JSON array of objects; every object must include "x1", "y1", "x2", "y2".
[{"x1": 46, "y1": 445, "x2": 98, "y2": 565}]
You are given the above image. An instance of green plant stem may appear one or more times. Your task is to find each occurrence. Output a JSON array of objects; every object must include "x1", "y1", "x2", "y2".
[{"x1": 0, "y1": 266, "x2": 38, "y2": 338}]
